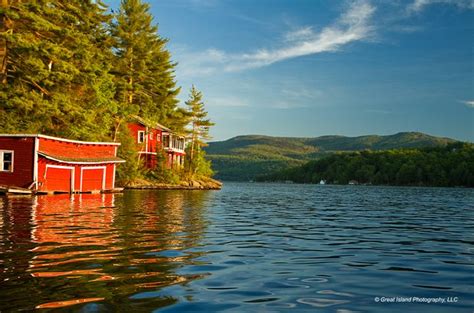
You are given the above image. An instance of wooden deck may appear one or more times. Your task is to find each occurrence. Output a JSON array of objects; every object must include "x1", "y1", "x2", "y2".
[{"x1": 0, "y1": 185, "x2": 33, "y2": 195}]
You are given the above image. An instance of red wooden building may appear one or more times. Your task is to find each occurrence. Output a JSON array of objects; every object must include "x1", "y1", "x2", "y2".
[
  {"x1": 128, "y1": 119, "x2": 186, "y2": 169},
  {"x1": 0, "y1": 134, "x2": 124, "y2": 193}
]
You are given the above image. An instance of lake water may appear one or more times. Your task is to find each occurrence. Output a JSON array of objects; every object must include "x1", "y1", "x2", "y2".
[{"x1": 0, "y1": 183, "x2": 473, "y2": 312}]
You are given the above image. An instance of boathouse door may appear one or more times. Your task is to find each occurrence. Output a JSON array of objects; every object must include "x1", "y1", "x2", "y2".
[
  {"x1": 44, "y1": 165, "x2": 74, "y2": 193},
  {"x1": 81, "y1": 167, "x2": 105, "y2": 192}
]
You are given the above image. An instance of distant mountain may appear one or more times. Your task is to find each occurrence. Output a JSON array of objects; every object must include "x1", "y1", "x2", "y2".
[{"x1": 205, "y1": 132, "x2": 458, "y2": 181}]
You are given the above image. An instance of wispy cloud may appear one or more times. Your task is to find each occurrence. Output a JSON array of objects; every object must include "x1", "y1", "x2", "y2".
[
  {"x1": 281, "y1": 87, "x2": 322, "y2": 101},
  {"x1": 175, "y1": 0, "x2": 376, "y2": 76},
  {"x1": 408, "y1": 0, "x2": 474, "y2": 13},
  {"x1": 228, "y1": 0, "x2": 375, "y2": 71},
  {"x1": 390, "y1": 25, "x2": 425, "y2": 33},
  {"x1": 461, "y1": 100, "x2": 474, "y2": 108},
  {"x1": 206, "y1": 96, "x2": 250, "y2": 107},
  {"x1": 284, "y1": 27, "x2": 315, "y2": 42},
  {"x1": 271, "y1": 101, "x2": 310, "y2": 110}
]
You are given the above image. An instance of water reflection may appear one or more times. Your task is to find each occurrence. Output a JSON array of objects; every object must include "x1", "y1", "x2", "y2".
[
  {"x1": 1, "y1": 184, "x2": 473, "y2": 312},
  {"x1": 0, "y1": 190, "x2": 212, "y2": 311}
]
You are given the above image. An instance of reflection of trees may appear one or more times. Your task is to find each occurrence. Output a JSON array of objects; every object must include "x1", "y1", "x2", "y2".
[
  {"x1": 0, "y1": 196, "x2": 40, "y2": 312},
  {"x1": 0, "y1": 190, "x2": 212, "y2": 311}
]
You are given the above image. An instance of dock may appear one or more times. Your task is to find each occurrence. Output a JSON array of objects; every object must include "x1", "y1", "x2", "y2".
[{"x1": 0, "y1": 185, "x2": 33, "y2": 195}]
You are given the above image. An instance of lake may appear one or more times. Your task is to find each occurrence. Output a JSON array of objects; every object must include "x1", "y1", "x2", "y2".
[{"x1": 0, "y1": 183, "x2": 473, "y2": 312}]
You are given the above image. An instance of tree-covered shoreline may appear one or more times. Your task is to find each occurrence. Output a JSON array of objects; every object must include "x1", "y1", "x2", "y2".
[
  {"x1": 205, "y1": 132, "x2": 460, "y2": 181},
  {"x1": 0, "y1": 0, "x2": 217, "y2": 186},
  {"x1": 257, "y1": 143, "x2": 474, "y2": 187}
]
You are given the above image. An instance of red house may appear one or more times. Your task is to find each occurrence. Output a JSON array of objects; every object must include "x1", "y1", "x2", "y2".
[
  {"x1": 0, "y1": 134, "x2": 124, "y2": 193},
  {"x1": 128, "y1": 119, "x2": 186, "y2": 169}
]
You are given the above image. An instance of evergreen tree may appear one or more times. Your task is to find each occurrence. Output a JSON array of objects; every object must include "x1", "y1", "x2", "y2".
[
  {"x1": 110, "y1": 0, "x2": 181, "y2": 139},
  {"x1": 0, "y1": 0, "x2": 116, "y2": 141},
  {"x1": 184, "y1": 85, "x2": 214, "y2": 176}
]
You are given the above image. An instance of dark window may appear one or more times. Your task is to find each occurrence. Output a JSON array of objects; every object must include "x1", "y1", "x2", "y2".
[
  {"x1": 1, "y1": 151, "x2": 13, "y2": 172},
  {"x1": 163, "y1": 134, "x2": 170, "y2": 148},
  {"x1": 138, "y1": 131, "x2": 145, "y2": 143}
]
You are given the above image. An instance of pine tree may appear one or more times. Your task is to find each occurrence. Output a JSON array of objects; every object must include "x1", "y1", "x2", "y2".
[
  {"x1": 184, "y1": 85, "x2": 215, "y2": 176},
  {"x1": 0, "y1": 0, "x2": 116, "y2": 141},
  {"x1": 110, "y1": 0, "x2": 181, "y2": 139}
]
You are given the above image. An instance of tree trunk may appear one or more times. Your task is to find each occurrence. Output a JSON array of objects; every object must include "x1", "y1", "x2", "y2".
[
  {"x1": 113, "y1": 118, "x2": 123, "y2": 142},
  {"x1": 0, "y1": 0, "x2": 9, "y2": 84}
]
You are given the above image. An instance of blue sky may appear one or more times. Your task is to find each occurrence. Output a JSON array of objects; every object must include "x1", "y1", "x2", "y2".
[{"x1": 104, "y1": 0, "x2": 473, "y2": 142}]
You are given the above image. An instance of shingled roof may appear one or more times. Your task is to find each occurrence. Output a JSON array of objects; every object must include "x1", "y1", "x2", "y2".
[{"x1": 39, "y1": 152, "x2": 125, "y2": 164}]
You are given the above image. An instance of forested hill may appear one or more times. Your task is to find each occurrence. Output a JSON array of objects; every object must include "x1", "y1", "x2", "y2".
[
  {"x1": 205, "y1": 132, "x2": 458, "y2": 181},
  {"x1": 256, "y1": 143, "x2": 474, "y2": 187}
]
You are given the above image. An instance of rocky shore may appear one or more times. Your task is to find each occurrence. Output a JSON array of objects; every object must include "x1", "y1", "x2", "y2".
[{"x1": 123, "y1": 177, "x2": 222, "y2": 190}]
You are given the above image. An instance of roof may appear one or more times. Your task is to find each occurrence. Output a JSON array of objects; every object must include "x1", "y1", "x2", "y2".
[
  {"x1": 131, "y1": 116, "x2": 171, "y2": 132},
  {"x1": 155, "y1": 122, "x2": 171, "y2": 132},
  {"x1": 39, "y1": 152, "x2": 125, "y2": 165},
  {"x1": 0, "y1": 134, "x2": 121, "y2": 146}
]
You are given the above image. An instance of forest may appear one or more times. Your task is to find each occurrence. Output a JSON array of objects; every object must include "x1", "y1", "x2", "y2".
[
  {"x1": 0, "y1": 0, "x2": 214, "y2": 185},
  {"x1": 257, "y1": 143, "x2": 474, "y2": 187},
  {"x1": 205, "y1": 132, "x2": 458, "y2": 181}
]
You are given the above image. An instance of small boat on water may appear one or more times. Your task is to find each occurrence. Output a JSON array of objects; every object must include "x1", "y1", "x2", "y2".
[{"x1": 319, "y1": 180, "x2": 326, "y2": 185}]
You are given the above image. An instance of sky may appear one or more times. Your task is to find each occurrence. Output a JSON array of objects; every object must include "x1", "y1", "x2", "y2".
[{"x1": 104, "y1": 0, "x2": 474, "y2": 142}]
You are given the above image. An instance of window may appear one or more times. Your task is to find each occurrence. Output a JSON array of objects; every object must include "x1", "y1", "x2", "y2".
[
  {"x1": 138, "y1": 131, "x2": 145, "y2": 143},
  {"x1": 162, "y1": 134, "x2": 170, "y2": 148},
  {"x1": 0, "y1": 150, "x2": 13, "y2": 172},
  {"x1": 157, "y1": 134, "x2": 161, "y2": 142}
]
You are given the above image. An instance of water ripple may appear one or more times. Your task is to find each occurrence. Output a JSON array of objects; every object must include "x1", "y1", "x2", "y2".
[{"x1": 0, "y1": 184, "x2": 473, "y2": 312}]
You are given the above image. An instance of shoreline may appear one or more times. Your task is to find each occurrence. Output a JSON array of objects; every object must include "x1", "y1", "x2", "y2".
[
  {"x1": 124, "y1": 185, "x2": 221, "y2": 190},
  {"x1": 122, "y1": 177, "x2": 223, "y2": 191}
]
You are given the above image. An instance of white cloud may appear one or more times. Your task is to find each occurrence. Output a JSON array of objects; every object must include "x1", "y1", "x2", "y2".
[
  {"x1": 461, "y1": 100, "x2": 474, "y2": 108},
  {"x1": 227, "y1": 0, "x2": 376, "y2": 71},
  {"x1": 175, "y1": 0, "x2": 376, "y2": 76},
  {"x1": 284, "y1": 27, "x2": 315, "y2": 42},
  {"x1": 408, "y1": 0, "x2": 474, "y2": 13}
]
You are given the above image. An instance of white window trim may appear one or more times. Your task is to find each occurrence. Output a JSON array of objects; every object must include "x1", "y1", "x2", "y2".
[
  {"x1": 0, "y1": 150, "x2": 14, "y2": 173},
  {"x1": 138, "y1": 131, "x2": 145, "y2": 143}
]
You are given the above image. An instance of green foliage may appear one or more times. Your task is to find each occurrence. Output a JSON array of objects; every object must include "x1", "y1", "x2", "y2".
[
  {"x1": 147, "y1": 166, "x2": 181, "y2": 185},
  {"x1": 184, "y1": 86, "x2": 215, "y2": 178},
  {"x1": 207, "y1": 154, "x2": 303, "y2": 181},
  {"x1": 147, "y1": 145, "x2": 180, "y2": 184},
  {"x1": 0, "y1": 0, "x2": 216, "y2": 185},
  {"x1": 110, "y1": 0, "x2": 181, "y2": 136},
  {"x1": 116, "y1": 125, "x2": 143, "y2": 185},
  {"x1": 184, "y1": 146, "x2": 213, "y2": 179},
  {"x1": 0, "y1": 0, "x2": 117, "y2": 141},
  {"x1": 257, "y1": 143, "x2": 474, "y2": 187},
  {"x1": 206, "y1": 132, "x2": 458, "y2": 181}
]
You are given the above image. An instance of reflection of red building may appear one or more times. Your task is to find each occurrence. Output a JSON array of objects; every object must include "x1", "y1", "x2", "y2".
[
  {"x1": 31, "y1": 194, "x2": 116, "y2": 246},
  {"x1": 128, "y1": 118, "x2": 186, "y2": 169},
  {"x1": 0, "y1": 134, "x2": 124, "y2": 193}
]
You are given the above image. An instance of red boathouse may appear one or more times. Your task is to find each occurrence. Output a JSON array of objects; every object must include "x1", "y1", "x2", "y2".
[{"x1": 0, "y1": 134, "x2": 124, "y2": 193}]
